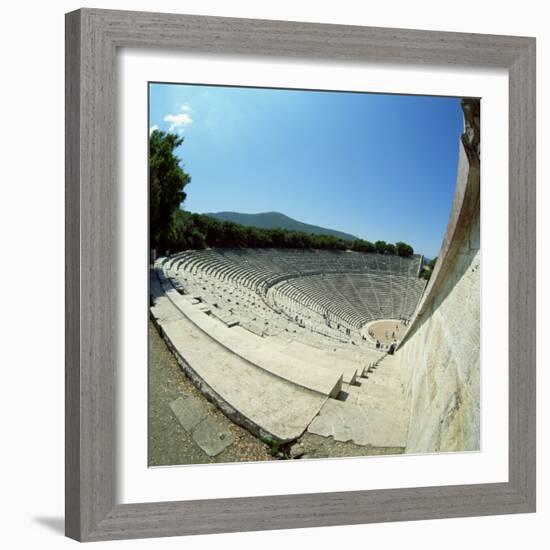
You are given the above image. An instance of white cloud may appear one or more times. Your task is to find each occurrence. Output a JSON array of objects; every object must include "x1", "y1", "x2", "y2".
[
  {"x1": 164, "y1": 104, "x2": 194, "y2": 132},
  {"x1": 149, "y1": 124, "x2": 159, "y2": 135}
]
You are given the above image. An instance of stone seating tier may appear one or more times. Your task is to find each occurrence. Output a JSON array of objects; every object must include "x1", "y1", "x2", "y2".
[{"x1": 166, "y1": 249, "x2": 426, "y2": 350}]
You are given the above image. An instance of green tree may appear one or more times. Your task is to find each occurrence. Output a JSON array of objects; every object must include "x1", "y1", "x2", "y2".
[
  {"x1": 149, "y1": 130, "x2": 191, "y2": 252},
  {"x1": 395, "y1": 241, "x2": 414, "y2": 257},
  {"x1": 221, "y1": 221, "x2": 247, "y2": 247},
  {"x1": 420, "y1": 256, "x2": 438, "y2": 280},
  {"x1": 244, "y1": 226, "x2": 262, "y2": 247},
  {"x1": 164, "y1": 208, "x2": 420, "y2": 256},
  {"x1": 352, "y1": 239, "x2": 375, "y2": 253},
  {"x1": 374, "y1": 240, "x2": 387, "y2": 254}
]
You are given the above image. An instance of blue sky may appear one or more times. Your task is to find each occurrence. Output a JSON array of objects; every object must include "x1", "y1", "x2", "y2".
[{"x1": 149, "y1": 83, "x2": 464, "y2": 258}]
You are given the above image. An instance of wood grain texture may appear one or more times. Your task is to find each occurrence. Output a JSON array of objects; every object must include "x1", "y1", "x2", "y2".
[
  {"x1": 65, "y1": 9, "x2": 81, "y2": 541},
  {"x1": 65, "y1": 8, "x2": 536, "y2": 542},
  {"x1": 507, "y1": 41, "x2": 536, "y2": 509}
]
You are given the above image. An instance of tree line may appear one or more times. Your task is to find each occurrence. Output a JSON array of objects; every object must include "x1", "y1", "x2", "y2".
[
  {"x1": 150, "y1": 129, "x2": 415, "y2": 257},
  {"x1": 169, "y1": 210, "x2": 415, "y2": 256}
]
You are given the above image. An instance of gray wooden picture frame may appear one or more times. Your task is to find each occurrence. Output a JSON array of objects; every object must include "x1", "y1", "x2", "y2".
[{"x1": 65, "y1": 8, "x2": 536, "y2": 542}]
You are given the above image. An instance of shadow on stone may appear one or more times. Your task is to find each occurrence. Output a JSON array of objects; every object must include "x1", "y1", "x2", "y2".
[{"x1": 337, "y1": 390, "x2": 349, "y2": 401}]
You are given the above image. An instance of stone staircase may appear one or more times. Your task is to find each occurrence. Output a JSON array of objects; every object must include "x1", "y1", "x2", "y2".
[
  {"x1": 150, "y1": 266, "x2": 352, "y2": 442},
  {"x1": 307, "y1": 354, "x2": 409, "y2": 449},
  {"x1": 152, "y1": 259, "x2": 411, "y2": 450}
]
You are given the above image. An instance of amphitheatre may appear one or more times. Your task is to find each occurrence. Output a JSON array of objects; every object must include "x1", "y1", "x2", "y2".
[{"x1": 149, "y1": 98, "x2": 480, "y2": 459}]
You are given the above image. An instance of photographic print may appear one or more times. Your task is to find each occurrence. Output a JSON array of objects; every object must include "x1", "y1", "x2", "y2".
[{"x1": 148, "y1": 83, "x2": 480, "y2": 466}]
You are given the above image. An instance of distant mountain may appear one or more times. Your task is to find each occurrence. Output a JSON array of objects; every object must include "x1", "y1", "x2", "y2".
[{"x1": 203, "y1": 211, "x2": 358, "y2": 241}]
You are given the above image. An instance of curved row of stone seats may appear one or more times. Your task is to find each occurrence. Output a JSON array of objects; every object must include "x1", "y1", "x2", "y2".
[
  {"x1": 175, "y1": 249, "x2": 425, "y2": 320},
  {"x1": 270, "y1": 273, "x2": 426, "y2": 331},
  {"x1": 270, "y1": 298, "x2": 364, "y2": 347},
  {"x1": 257, "y1": 283, "x2": 359, "y2": 344},
  {"x1": 165, "y1": 259, "x2": 387, "y2": 349},
  {"x1": 167, "y1": 249, "x2": 426, "y2": 348},
  {"x1": 177, "y1": 271, "x2": 270, "y2": 319},
  {"x1": 154, "y1": 258, "x2": 413, "y2": 448},
  {"x1": 230, "y1": 326, "x2": 359, "y2": 385},
  {"x1": 174, "y1": 248, "x2": 423, "y2": 284},
  {"x1": 170, "y1": 259, "x2": 360, "y2": 346},
  {"x1": 271, "y1": 280, "x2": 364, "y2": 331},
  {"x1": 150, "y1": 272, "x2": 330, "y2": 442},
  {"x1": 206, "y1": 277, "x2": 355, "y2": 349},
  {"x1": 271, "y1": 277, "x2": 365, "y2": 328},
  {"x1": 177, "y1": 252, "x2": 267, "y2": 290},
  {"x1": 154, "y1": 264, "x2": 351, "y2": 399},
  {"x1": 197, "y1": 267, "x2": 371, "y2": 347},
  {"x1": 247, "y1": 248, "x2": 422, "y2": 278}
]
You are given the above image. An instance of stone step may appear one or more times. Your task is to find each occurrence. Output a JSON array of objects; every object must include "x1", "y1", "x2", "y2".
[
  {"x1": 265, "y1": 337, "x2": 360, "y2": 385},
  {"x1": 150, "y1": 279, "x2": 328, "y2": 442},
  {"x1": 345, "y1": 378, "x2": 407, "y2": 409},
  {"x1": 166, "y1": 286, "x2": 343, "y2": 399},
  {"x1": 240, "y1": 319, "x2": 266, "y2": 337},
  {"x1": 159, "y1": 315, "x2": 327, "y2": 442},
  {"x1": 327, "y1": 347, "x2": 385, "y2": 371},
  {"x1": 209, "y1": 310, "x2": 240, "y2": 328},
  {"x1": 366, "y1": 369, "x2": 403, "y2": 386},
  {"x1": 307, "y1": 398, "x2": 408, "y2": 448},
  {"x1": 354, "y1": 370, "x2": 404, "y2": 391}
]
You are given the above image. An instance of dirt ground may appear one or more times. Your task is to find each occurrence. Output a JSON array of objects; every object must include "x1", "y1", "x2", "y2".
[
  {"x1": 365, "y1": 319, "x2": 406, "y2": 344},
  {"x1": 148, "y1": 321, "x2": 273, "y2": 466}
]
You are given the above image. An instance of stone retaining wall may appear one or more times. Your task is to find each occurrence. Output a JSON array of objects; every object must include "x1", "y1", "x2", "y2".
[{"x1": 397, "y1": 99, "x2": 480, "y2": 453}]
